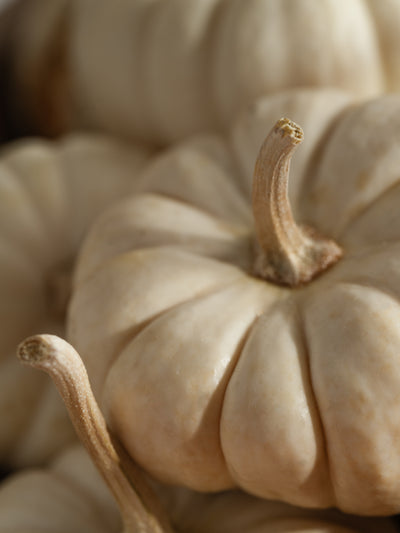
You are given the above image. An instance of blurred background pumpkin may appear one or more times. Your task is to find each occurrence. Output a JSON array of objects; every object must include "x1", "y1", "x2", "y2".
[{"x1": 2, "y1": 0, "x2": 400, "y2": 145}]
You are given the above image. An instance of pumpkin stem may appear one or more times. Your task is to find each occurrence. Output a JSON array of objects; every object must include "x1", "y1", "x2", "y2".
[
  {"x1": 252, "y1": 118, "x2": 342, "y2": 287},
  {"x1": 17, "y1": 334, "x2": 175, "y2": 533}
]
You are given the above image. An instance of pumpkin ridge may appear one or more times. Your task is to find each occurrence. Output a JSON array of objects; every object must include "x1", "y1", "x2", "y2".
[
  {"x1": 48, "y1": 468, "x2": 115, "y2": 530},
  {"x1": 75, "y1": 235, "x2": 252, "y2": 288},
  {"x1": 219, "y1": 295, "x2": 333, "y2": 507},
  {"x1": 310, "y1": 240, "x2": 400, "y2": 289},
  {"x1": 363, "y1": 0, "x2": 390, "y2": 90},
  {"x1": 1, "y1": 142, "x2": 65, "y2": 247},
  {"x1": 5, "y1": 379, "x2": 50, "y2": 462},
  {"x1": 305, "y1": 96, "x2": 400, "y2": 240},
  {"x1": 0, "y1": 233, "x2": 42, "y2": 289},
  {"x1": 147, "y1": 1, "x2": 221, "y2": 142},
  {"x1": 338, "y1": 178, "x2": 400, "y2": 242},
  {"x1": 332, "y1": 279, "x2": 400, "y2": 314},
  {"x1": 296, "y1": 105, "x2": 352, "y2": 218},
  {"x1": 121, "y1": 191, "x2": 250, "y2": 242},
  {"x1": 204, "y1": 0, "x2": 233, "y2": 128},
  {"x1": 140, "y1": 190, "x2": 249, "y2": 228},
  {"x1": 317, "y1": 242, "x2": 400, "y2": 301},
  {"x1": 0, "y1": 171, "x2": 50, "y2": 266},
  {"x1": 68, "y1": 248, "x2": 252, "y2": 397},
  {"x1": 105, "y1": 272, "x2": 254, "y2": 389},
  {"x1": 138, "y1": 1, "x2": 170, "y2": 144},
  {"x1": 69, "y1": 251, "x2": 249, "y2": 396},
  {"x1": 300, "y1": 292, "x2": 343, "y2": 508},
  {"x1": 0, "y1": 362, "x2": 48, "y2": 461},
  {"x1": 293, "y1": 297, "x2": 335, "y2": 506},
  {"x1": 219, "y1": 311, "x2": 267, "y2": 477},
  {"x1": 302, "y1": 281, "x2": 400, "y2": 513},
  {"x1": 104, "y1": 277, "x2": 277, "y2": 491},
  {"x1": 73, "y1": 242, "x2": 247, "y2": 290},
  {"x1": 0, "y1": 470, "x2": 106, "y2": 532},
  {"x1": 135, "y1": 149, "x2": 251, "y2": 225},
  {"x1": 72, "y1": 187, "x2": 251, "y2": 283}
]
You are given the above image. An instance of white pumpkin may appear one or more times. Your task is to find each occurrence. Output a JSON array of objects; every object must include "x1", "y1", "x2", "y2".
[
  {"x1": 4, "y1": 0, "x2": 400, "y2": 144},
  {"x1": 14, "y1": 335, "x2": 398, "y2": 533},
  {"x1": 68, "y1": 88, "x2": 400, "y2": 515},
  {"x1": 0, "y1": 446, "x2": 121, "y2": 533},
  {"x1": 0, "y1": 133, "x2": 151, "y2": 468}
]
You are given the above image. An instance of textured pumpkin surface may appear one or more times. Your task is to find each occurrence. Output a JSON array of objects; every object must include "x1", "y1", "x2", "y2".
[
  {"x1": 0, "y1": 445, "x2": 396, "y2": 533},
  {"x1": 69, "y1": 88, "x2": 400, "y2": 515},
  {"x1": 0, "y1": 134, "x2": 151, "y2": 467},
  {"x1": 5, "y1": 0, "x2": 400, "y2": 144},
  {"x1": 0, "y1": 446, "x2": 121, "y2": 533}
]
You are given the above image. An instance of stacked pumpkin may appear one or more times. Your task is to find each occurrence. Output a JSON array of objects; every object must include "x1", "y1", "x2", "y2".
[
  {"x1": 0, "y1": 133, "x2": 152, "y2": 467},
  {"x1": 3, "y1": 0, "x2": 400, "y2": 144},
  {"x1": 1, "y1": 1, "x2": 400, "y2": 532}
]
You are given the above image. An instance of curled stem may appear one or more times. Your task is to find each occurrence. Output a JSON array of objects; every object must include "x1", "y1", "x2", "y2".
[
  {"x1": 252, "y1": 118, "x2": 342, "y2": 287},
  {"x1": 17, "y1": 334, "x2": 174, "y2": 533}
]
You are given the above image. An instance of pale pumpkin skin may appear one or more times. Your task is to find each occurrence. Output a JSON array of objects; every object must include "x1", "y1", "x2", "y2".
[
  {"x1": 0, "y1": 445, "x2": 396, "y2": 533},
  {"x1": 69, "y1": 89, "x2": 400, "y2": 516},
  {"x1": 5, "y1": 0, "x2": 400, "y2": 144},
  {"x1": 14, "y1": 335, "x2": 399, "y2": 533},
  {"x1": 0, "y1": 446, "x2": 121, "y2": 533},
  {"x1": 0, "y1": 134, "x2": 151, "y2": 467}
]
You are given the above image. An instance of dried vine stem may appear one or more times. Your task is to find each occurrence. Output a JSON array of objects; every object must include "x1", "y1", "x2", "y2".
[
  {"x1": 17, "y1": 334, "x2": 175, "y2": 533},
  {"x1": 252, "y1": 117, "x2": 342, "y2": 287}
]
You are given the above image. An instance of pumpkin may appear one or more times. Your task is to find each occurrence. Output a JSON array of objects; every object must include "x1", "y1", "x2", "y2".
[
  {"x1": 4, "y1": 0, "x2": 400, "y2": 144},
  {"x1": 0, "y1": 446, "x2": 121, "y2": 533},
  {"x1": 67, "y1": 88, "x2": 400, "y2": 516},
  {"x1": 15, "y1": 334, "x2": 398, "y2": 533},
  {"x1": 0, "y1": 133, "x2": 151, "y2": 468}
]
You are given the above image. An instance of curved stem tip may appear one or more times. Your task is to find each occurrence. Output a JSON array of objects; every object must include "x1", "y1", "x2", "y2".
[{"x1": 17, "y1": 334, "x2": 175, "y2": 533}]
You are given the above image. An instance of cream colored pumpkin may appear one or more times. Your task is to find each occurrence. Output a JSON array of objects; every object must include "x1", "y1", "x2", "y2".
[
  {"x1": 13, "y1": 336, "x2": 398, "y2": 533},
  {"x1": 0, "y1": 133, "x2": 151, "y2": 468},
  {"x1": 0, "y1": 446, "x2": 121, "y2": 533},
  {"x1": 4, "y1": 0, "x2": 400, "y2": 144},
  {"x1": 69, "y1": 88, "x2": 400, "y2": 515}
]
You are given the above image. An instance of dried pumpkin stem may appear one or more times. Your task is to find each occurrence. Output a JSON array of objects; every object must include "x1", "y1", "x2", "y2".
[
  {"x1": 17, "y1": 334, "x2": 175, "y2": 533},
  {"x1": 252, "y1": 117, "x2": 342, "y2": 287}
]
